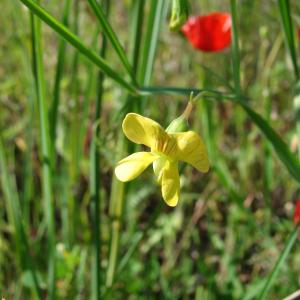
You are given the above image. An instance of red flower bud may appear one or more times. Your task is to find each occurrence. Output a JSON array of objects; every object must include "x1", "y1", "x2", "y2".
[
  {"x1": 294, "y1": 200, "x2": 300, "y2": 225},
  {"x1": 181, "y1": 12, "x2": 231, "y2": 52}
]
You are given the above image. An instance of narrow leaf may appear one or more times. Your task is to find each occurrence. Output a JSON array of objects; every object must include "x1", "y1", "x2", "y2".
[
  {"x1": 87, "y1": 0, "x2": 136, "y2": 83},
  {"x1": 241, "y1": 102, "x2": 300, "y2": 183},
  {"x1": 258, "y1": 224, "x2": 299, "y2": 300},
  {"x1": 277, "y1": 0, "x2": 299, "y2": 79},
  {"x1": 20, "y1": 0, "x2": 137, "y2": 93}
]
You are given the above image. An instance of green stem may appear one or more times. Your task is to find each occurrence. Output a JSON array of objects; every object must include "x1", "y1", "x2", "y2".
[
  {"x1": 50, "y1": 0, "x2": 71, "y2": 154},
  {"x1": 106, "y1": 136, "x2": 126, "y2": 288},
  {"x1": 138, "y1": 0, "x2": 166, "y2": 85},
  {"x1": 90, "y1": 1, "x2": 109, "y2": 298},
  {"x1": 230, "y1": 0, "x2": 241, "y2": 97},
  {"x1": 0, "y1": 136, "x2": 42, "y2": 299},
  {"x1": 276, "y1": 0, "x2": 300, "y2": 161},
  {"x1": 106, "y1": 0, "x2": 145, "y2": 289},
  {"x1": 258, "y1": 224, "x2": 299, "y2": 300},
  {"x1": 277, "y1": 0, "x2": 299, "y2": 80},
  {"x1": 103, "y1": 202, "x2": 163, "y2": 298},
  {"x1": 139, "y1": 86, "x2": 238, "y2": 100},
  {"x1": 30, "y1": 9, "x2": 56, "y2": 299}
]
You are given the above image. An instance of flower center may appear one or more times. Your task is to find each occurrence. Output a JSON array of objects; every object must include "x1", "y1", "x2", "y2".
[{"x1": 151, "y1": 136, "x2": 177, "y2": 160}]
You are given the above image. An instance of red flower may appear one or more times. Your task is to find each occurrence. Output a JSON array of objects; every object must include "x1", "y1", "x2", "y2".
[
  {"x1": 181, "y1": 12, "x2": 231, "y2": 52},
  {"x1": 294, "y1": 200, "x2": 300, "y2": 225}
]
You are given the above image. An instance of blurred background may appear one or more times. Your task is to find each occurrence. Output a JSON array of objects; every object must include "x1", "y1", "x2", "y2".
[{"x1": 1, "y1": 0, "x2": 300, "y2": 299}]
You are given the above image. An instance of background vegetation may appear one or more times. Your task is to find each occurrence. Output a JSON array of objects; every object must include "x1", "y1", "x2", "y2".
[{"x1": 1, "y1": 0, "x2": 300, "y2": 299}]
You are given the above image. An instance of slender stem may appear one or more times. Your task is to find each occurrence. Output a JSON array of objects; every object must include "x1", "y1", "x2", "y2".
[
  {"x1": 230, "y1": 0, "x2": 241, "y2": 97},
  {"x1": 258, "y1": 224, "x2": 299, "y2": 300},
  {"x1": 276, "y1": 0, "x2": 300, "y2": 160},
  {"x1": 0, "y1": 136, "x2": 42, "y2": 299},
  {"x1": 9, "y1": 2, "x2": 37, "y2": 230},
  {"x1": 138, "y1": 0, "x2": 166, "y2": 85},
  {"x1": 90, "y1": 1, "x2": 109, "y2": 298},
  {"x1": 277, "y1": 0, "x2": 299, "y2": 80},
  {"x1": 103, "y1": 202, "x2": 163, "y2": 298},
  {"x1": 106, "y1": 135, "x2": 126, "y2": 288},
  {"x1": 50, "y1": 0, "x2": 71, "y2": 154},
  {"x1": 139, "y1": 86, "x2": 238, "y2": 100},
  {"x1": 30, "y1": 9, "x2": 56, "y2": 299},
  {"x1": 129, "y1": 0, "x2": 145, "y2": 75},
  {"x1": 19, "y1": 0, "x2": 137, "y2": 93},
  {"x1": 106, "y1": 0, "x2": 145, "y2": 289}
]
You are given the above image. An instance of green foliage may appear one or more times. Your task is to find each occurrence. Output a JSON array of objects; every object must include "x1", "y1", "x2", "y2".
[{"x1": 1, "y1": 0, "x2": 300, "y2": 299}]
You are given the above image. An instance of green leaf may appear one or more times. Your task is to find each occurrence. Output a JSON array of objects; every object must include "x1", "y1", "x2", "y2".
[
  {"x1": 139, "y1": 0, "x2": 167, "y2": 86},
  {"x1": 230, "y1": 0, "x2": 242, "y2": 96},
  {"x1": 241, "y1": 102, "x2": 300, "y2": 183},
  {"x1": 50, "y1": 0, "x2": 71, "y2": 149},
  {"x1": 30, "y1": 10, "x2": 56, "y2": 299},
  {"x1": 87, "y1": 0, "x2": 136, "y2": 83},
  {"x1": 0, "y1": 136, "x2": 42, "y2": 299},
  {"x1": 19, "y1": 0, "x2": 137, "y2": 93},
  {"x1": 258, "y1": 224, "x2": 299, "y2": 300},
  {"x1": 277, "y1": 0, "x2": 299, "y2": 79}
]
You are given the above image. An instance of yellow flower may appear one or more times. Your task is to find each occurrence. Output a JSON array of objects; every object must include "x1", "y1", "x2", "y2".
[{"x1": 115, "y1": 113, "x2": 209, "y2": 207}]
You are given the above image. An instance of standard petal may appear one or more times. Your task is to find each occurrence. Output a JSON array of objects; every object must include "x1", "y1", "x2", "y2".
[
  {"x1": 172, "y1": 131, "x2": 209, "y2": 173},
  {"x1": 122, "y1": 113, "x2": 169, "y2": 149},
  {"x1": 115, "y1": 152, "x2": 158, "y2": 182},
  {"x1": 161, "y1": 160, "x2": 180, "y2": 207}
]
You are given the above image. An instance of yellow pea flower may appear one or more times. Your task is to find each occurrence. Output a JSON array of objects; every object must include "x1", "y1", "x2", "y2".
[{"x1": 115, "y1": 113, "x2": 209, "y2": 207}]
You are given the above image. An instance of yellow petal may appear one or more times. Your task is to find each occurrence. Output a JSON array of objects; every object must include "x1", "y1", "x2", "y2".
[
  {"x1": 122, "y1": 113, "x2": 169, "y2": 149},
  {"x1": 172, "y1": 131, "x2": 209, "y2": 173},
  {"x1": 161, "y1": 160, "x2": 180, "y2": 207},
  {"x1": 153, "y1": 157, "x2": 166, "y2": 184},
  {"x1": 115, "y1": 152, "x2": 158, "y2": 182}
]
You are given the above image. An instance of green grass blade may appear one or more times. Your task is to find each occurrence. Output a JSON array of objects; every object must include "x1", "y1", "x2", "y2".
[
  {"x1": 258, "y1": 224, "x2": 299, "y2": 300},
  {"x1": 230, "y1": 0, "x2": 242, "y2": 96},
  {"x1": 129, "y1": 0, "x2": 145, "y2": 74},
  {"x1": 8, "y1": 0, "x2": 37, "y2": 230},
  {"x1": 106, "y1": 135, "x2": 126, "y2": 288},
  {"x1": 104, "y1": 201, "x2": 163, "y2": 297},
  {"x1": 30, "y1": 10, "x2": 56, "y2": 299},
  {"x1": 139, "y1": 0, "x2": 167, "y2": 86},
  {"x1": 20, "y1": 0, "x2": 137, "y2": 93},
  {"x1": 213, "y1": 162, "x2": 243, "y2": 203},
  {"x1": 75, "y1": 249, "x2": 88, "y2": 300},
  {"x1": 77, "y1": 53, "x2": 97, "y2": 168},
  {"x1": 0, "y1": 136, "x2": 42, "y2": 299},
  {"x1": 277, "y1": 0, "x2": 300, "y2": 160},
  {"x1": 277, "y1": 0, "x2": 299, "y2": 79},
  {"x1": 240, "y1": 102, "x2": 300, "y2": 183},
  {"x1": 0, "y1": 138, "x2": 24, "y2": 271},
  {"x1": 50, "y1": 0, "x2": 71, "y2": 152},
  {"x1": 106, "y1": 0, "x2": 147, "y2": 289},
  {"x1": 90, "y1": 1, "x2": 109, "y2": 298},
  {"x1": 87, "y1": 0, "x2": 136, "y2": 84}
]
